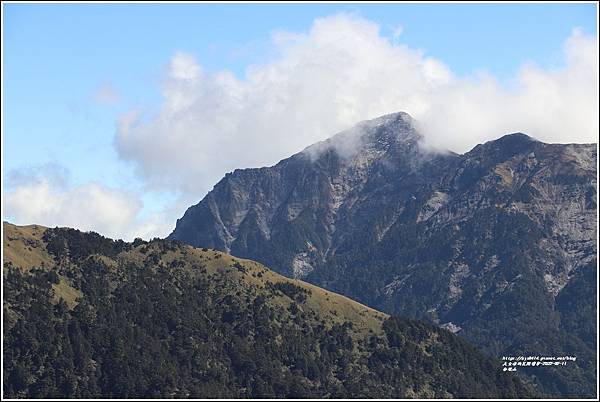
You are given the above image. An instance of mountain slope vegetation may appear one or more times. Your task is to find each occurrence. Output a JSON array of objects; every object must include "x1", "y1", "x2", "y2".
[{"x1": 3, "y1": 222, "x2": 539, "y2": 399}]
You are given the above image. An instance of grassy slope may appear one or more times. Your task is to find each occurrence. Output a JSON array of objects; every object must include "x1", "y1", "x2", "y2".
[
  {"x1": 2, "y1": 221, "x2": 540, "y2": 399},
  {"x1": 3, "y1": 223, "x2": 53, "y2": 272},
  {"x1": 3, "y1": 221, "x2": 386, "y2": 337},
  {"x1": 3, "y1": 222, "x2": 82, "y2": 308}
]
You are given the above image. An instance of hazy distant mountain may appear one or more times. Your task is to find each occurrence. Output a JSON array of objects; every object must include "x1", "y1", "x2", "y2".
[
  {"x1": 170, "y1": 112, "x2": 597, "y2": 397},
  {"x1": 3, "y1": 222, "x2": 538, "y2": 399}
]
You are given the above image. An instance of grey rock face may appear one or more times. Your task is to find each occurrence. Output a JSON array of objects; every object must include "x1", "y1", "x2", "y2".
[
  {"x1": 170, "y1": 112, "x2": 597, "y2": 397},
  {"x1": 171, "y1": 112, "x2": 441, "y2": 275}
]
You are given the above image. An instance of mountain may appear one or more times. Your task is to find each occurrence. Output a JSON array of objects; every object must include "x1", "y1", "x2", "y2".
[
  {"x1": 2, "y1": 222, "x2": 539, "y2": 399},
  {"x1": 169, "y1": 112, "x2": 597, "y2": 398}
]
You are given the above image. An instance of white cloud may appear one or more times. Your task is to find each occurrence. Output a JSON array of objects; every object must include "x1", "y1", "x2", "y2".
[
  {"x1": 4, "y1": 166, "x2": 175, "y2": 241},
  {"x1": 9, "y1": 15, "x2": 595, "y2": 242},
  {"x1": 114, "y1": 14, "x2": 451, "y2": 194},
  {"x1": 417, "y1": 28, "x2": 598, "y2": 152},
  {"x1": 114, "y1": 15, "x2": 597, "y2": 199},
  {"x1": 91, "y1": 81, "x2": 120, "y2": 105}
]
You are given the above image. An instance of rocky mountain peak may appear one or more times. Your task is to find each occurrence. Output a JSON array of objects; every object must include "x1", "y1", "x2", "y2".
[
  {"x1": 301, "y1": 111, "x2": 422, "y2": 162},
  {"x1": 169, "y1": 111, "x2": 596, "y2": 397},
  {"x1": 467, "y1": 132, "x2": 539, "y2": 160}
]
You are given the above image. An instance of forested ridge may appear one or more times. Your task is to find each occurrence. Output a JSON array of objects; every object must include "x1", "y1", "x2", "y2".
[{"x1": 3, "y1": 223, "x2": 540, "y2": 398}]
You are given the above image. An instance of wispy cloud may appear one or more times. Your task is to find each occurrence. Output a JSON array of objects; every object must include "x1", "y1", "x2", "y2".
[
  {"x1": 91, "y1": 81, "x2": 120, "y2": 105},
  {"x1": 390, "y1": 24, "x2": 403, "y2": 42}
]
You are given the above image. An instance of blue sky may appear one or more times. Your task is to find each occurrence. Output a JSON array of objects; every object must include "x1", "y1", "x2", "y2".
[{"x1": 3, "y1": 3, "x2": 598, "y2": 239}]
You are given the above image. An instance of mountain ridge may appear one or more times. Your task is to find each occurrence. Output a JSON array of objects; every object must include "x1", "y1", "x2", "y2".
[
  {"x1": 169, "y1": 111, "x2": 597, "y2": 397},
  {"x1": 2, "y1": 221, "x2": 539, "y2": 399}
]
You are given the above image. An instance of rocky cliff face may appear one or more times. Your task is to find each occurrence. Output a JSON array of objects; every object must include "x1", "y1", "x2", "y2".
[
  {"x1": 169, "y1": 112, "x2": 597, "y2": 397},
  {"x1": 171, "y1": 113, "x2": 448, "y2": 275}
]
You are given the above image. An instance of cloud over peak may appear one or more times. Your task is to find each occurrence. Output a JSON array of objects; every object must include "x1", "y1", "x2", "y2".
[
  {"x1": 114, "y1": 15, "x2": 597, "y2": 199},
  {"x1": 114, "y1": 14, "x2": 459, "y2": 195},
  {"x1": 9, "y1": 14, "x2": 595, "y2": 241}
]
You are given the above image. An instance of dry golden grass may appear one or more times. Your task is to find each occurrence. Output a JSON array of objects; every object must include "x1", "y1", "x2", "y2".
[
  {"x1": 4, "y1": 222, "x2": 387, "y2": 335},
  {"x1": 4, "y1": 222, "x2": 82, "y2": 307},
  {"x1": 120, "y1": 244, "x2": 388, "y2": 338},
  {"x1": 3, "y1": 222, "x2": 54, "y2": 272},
  {"x1": 52, "y1": 277, "x2": 83, "y2": 309}
]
